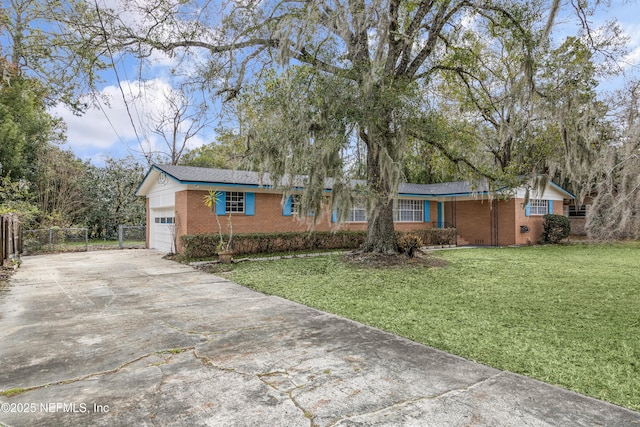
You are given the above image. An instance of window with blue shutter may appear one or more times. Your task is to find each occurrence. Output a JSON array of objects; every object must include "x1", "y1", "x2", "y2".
[
  {"x1": 217, "y1": 191, "x2": 254, "y2": 215},
  {"x1": 548, "y1": 200, "x2": 554, "y2": 214},
  {"x1": 423, "y1": 201, "x2": 431, "y2": 223},
  {"x1": 437, "y1": 202, "x2": 444, "y2": 228},
  {"x1": 245, "y1": 192, "x2": 255, "y2": 216},
  {"x1": 216, "y1": 191, "x2": 226, "y2": 215},
  {"x1": 528, "y1": 199, "x2": 548, "y2": 216},
  {"x1": 283, "y1": 196, "x2": 293, "y2": 216}
]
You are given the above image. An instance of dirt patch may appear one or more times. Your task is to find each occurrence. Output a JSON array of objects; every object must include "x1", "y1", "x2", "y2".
[
  {"x1": 341, "y1": 250, "x2": 448, "y2": 269},
  {"x1": 194, "y1": 262, "x2": 234, "y2": 276}
]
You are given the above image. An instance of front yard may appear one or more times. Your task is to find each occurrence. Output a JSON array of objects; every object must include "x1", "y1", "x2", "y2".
[{"x1": 226, "y1": 242, "x2": 640, "y2": 411}]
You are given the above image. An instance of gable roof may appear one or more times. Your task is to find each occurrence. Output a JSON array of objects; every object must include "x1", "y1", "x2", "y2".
[{"x1": 137, "y1": 164, "x2": 574, "y2": 199}]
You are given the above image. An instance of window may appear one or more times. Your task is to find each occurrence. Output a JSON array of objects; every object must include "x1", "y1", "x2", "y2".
[
  {"x1": 529, "y1": 199, "x2": 548, "y2": 216},
  {"x1": 569, "y1": 205, "x2": 587, "y2": 217},
  {"x1": 348, "y1": 204, "x2": 367, "y2": 222},
  {"x1": 155, "y1": 217, "x2": 175, "y2": 224},
  {"x1": 290, "y1": 195, "x2": 300, "y2": 212},
  {"x1": 395, "y1": 199, "x2": 423, "y2": 222},
  {"x1": 226, "y1": 192, "x2": 244, "y2": 213}
]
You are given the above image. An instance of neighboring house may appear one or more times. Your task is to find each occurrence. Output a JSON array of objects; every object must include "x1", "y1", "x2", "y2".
[{"x1": 136, "y1": 164, "x2": 575, "y2": 254}]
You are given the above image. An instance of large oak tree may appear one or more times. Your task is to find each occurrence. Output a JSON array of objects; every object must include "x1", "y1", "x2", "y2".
[{"x1": 89, "y1": 0, "x2": 604, "y2": 253}]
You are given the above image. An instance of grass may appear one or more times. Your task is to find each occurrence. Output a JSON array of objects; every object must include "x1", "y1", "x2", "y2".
[
  {"x1": 227, "y1": 242, "x2": 640, "y2": 411},
  {"x1": 1, "y1": 388, "x2": 30, "y2": 397}
]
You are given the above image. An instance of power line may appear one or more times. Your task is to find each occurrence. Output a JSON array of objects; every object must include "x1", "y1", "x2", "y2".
[{"x1": 93, "y1": 0, "x2": 148, "y2": 162}]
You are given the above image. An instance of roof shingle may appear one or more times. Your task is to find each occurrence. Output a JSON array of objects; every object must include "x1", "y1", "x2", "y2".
[{"x1": 153, "y1": 164, "x2": 494, "y2": 196}]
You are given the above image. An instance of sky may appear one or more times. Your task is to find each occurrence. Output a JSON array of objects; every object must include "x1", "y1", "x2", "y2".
[{"x1": 53, "y1": 1, "x2": 640, "y2": 167}]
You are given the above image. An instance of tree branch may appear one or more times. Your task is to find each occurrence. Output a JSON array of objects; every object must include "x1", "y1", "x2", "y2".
[
  {"x1": 408, "y1": 127, "x2": 498, "y2": 181},
  {"x1": 403, "y1": 0, "x2": 467, "y2": 78}
]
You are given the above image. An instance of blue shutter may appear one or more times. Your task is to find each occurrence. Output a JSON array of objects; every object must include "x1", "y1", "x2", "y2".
[
  {"x1": 437, "y1": 202, "x2": 444, "y2": 228},
  {"x1": 548, "y1": 200, "x2": 554, "y2": 215},
  {"x1": 283, "y1": 196, "x2": 293, "y2": 216},
  {"x1": 245, "y1": 192, "x2": 255, "y2": 216},
  {"x1": 525, "y1": 203, "x2": 530, "y2": 217},
  {"x1": 423, "y1": 200, "x2": 431, "y2": 223},
  {"x1": 331, "y1": 209, "x2": 338, "y2": 223},
  {"x1": 216, "y1": 191, "x2": 226, "y2": 216}
]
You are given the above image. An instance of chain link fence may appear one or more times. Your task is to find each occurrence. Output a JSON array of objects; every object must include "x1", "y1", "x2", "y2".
[
  {"x1": 22, "y1": 226, "x2": 146, "y2": 254},
  {"x1": 22, "y1": 228, "x2": 88, "y2": 254},
  {"x1": 118, "y1": 225, "x2": 146, "y2": 249}
]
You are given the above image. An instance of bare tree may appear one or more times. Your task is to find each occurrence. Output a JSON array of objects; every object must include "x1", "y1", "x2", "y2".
[{"x1": 142, "y1": 85, "x2": 212, "y2": 165}]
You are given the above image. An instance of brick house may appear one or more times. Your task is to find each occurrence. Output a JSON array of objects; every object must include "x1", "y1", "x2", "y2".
[{"x1": 136, "y1": 164, "x2": 574, "y2": 254}]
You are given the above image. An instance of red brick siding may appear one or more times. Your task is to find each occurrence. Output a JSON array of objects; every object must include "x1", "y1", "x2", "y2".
[
  {"x1": 453, "y1": 200, "x2": 493, "y2": 245},
  {"x1": 513, "y1": 198, "x2": 562, "y2": 245},
  {"x1": 157, "y1": 190, "x2": 566, "y2": 251},
  {"x1": 173, "y1": 191, "x2": 436, "y2": 252},
  {"x1": 445, "y1": 198, "x2": 561, "y2": 246},
  {"x1": 496, "y1": 199, "x2": 516, "y2": 246}
]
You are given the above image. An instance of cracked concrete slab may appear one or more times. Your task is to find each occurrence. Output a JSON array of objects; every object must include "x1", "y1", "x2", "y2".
[{"x1": 1, "y1": 250, "x2": 639, "y2": 426}]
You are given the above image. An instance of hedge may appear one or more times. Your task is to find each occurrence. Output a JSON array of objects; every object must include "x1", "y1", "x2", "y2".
[{"x1": 181, "y1": 228, "x2": 457, "y2": 259}]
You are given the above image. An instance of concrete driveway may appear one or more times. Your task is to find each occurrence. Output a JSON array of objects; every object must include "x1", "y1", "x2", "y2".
[{"x1": 1, "y1": 250, "x2": 639, "y2": 427}]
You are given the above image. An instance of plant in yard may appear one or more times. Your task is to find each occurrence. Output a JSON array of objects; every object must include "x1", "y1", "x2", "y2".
[
  {"x1": 540, "y1": 214, "x2": 571, "y2": 243},
  {"x1": 397, "y1": 234, "x2": 423, "y2": 257},
  {"x1": 202, "y1": 190, "x2": 233, "y2": 254}
]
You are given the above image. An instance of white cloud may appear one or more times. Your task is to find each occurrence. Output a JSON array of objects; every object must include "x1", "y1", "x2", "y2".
[
  {"x1": 52, "y1": 77, "x2": 212, "y2": 164},
  {"x1": 52, "y1": 84, "x2": 140, "y2": 155},
  {"x1": 621, "y1": 22, "x2": 640, "y2": 70}
]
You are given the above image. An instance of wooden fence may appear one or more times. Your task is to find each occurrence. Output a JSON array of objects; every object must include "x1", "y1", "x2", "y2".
[{"x1": 1, "y1": 213, "x2": 22, "y2": 265}]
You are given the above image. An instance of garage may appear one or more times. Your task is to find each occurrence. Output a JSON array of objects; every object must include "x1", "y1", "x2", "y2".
[{"x1": 149, "y1": 207, "x2": 176, "y2": 253}]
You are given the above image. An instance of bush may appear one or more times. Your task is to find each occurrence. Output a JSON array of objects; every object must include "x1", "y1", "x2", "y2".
[
  {"x1": 398, "y1": 234, "x2": 423, "y2": 257},
  {"x1": 540, "y1": 214, "x2": 571, "y2": 244},
  {"x1": 400, "y1": 228, "x2": 457, "y2": 246}
]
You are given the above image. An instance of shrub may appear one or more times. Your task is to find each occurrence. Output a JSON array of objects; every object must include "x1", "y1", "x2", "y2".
[
  {"x1": 181, "y1": 228, "x2": 458, "y2": 260},
  {"x1": 181, "y1": 231, "x2": 367, "y2": 259},
  {"x1": 540, "y1": 214, "x2": 571, "y2": 244},
  {"x1": 398, "y1": 234, "x2": 423, "y2": 257},
  {"x1": 400, "y1": 228, "x2": 457, "y2": 246}
]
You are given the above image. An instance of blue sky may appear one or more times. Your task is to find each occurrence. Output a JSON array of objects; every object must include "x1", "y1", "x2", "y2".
[{"x1": 53, "y1": 1, "x2": 640, "y2": 166}]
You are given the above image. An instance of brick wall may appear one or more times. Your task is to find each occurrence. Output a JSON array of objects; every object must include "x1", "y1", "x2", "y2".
[
  {"x1": 165, "y1": 190, "x2": 569, "y2": 251},
  {"x1": 496, "y1": 199, "x2": 516, "y2": 246},
  {"x1": 513, "y1": 198, "x2": 562, "y2": 245},
  {"x1": 443, "y1": 198, "x2": 562, "y2": 246},
  {"x1": 173, "y1": 191, "x2": 437, "y2": 252},
  {"x1": 453, "y1": 199, "x2": 493, "y2": 245}
]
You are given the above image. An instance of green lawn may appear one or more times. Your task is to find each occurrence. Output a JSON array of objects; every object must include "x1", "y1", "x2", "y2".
[{"x1": 227, "y1": 242, "x2": 640, "y2": 411}]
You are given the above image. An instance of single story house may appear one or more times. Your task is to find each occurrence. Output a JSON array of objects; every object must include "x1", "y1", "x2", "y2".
[{"x1": 136, "y1": 164, "x2": 575, "y2": 254}]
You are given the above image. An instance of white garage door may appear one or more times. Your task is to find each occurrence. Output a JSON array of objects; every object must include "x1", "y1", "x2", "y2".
[{"x1": 149, "y1": 208, "x2": 176, "y2": 254}]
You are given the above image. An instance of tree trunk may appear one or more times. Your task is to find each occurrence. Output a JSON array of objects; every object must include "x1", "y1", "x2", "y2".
[
  {"x1": 360, "y1": 119, "x2": 399, "y2": 254},
  {"x1": 363, "y1": 197, "x2": 397, "y2": 253}
]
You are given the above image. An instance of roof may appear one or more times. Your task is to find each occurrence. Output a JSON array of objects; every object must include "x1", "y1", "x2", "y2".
[
  {"x1": 152, "y1": 164, "x2": 280, "y2": 186},
  {"x1": 137, "y1": 164, "x2": 573, "y2": 199}
]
